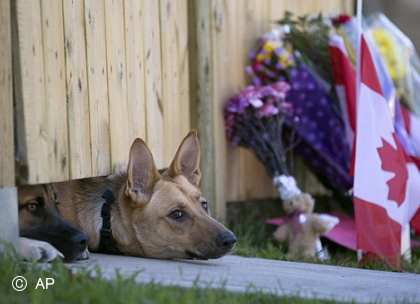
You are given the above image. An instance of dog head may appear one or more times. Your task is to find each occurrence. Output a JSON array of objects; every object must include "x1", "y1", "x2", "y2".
[
  {"x1": 18, "y1": 185, "x2": 89, "y2": 261},
  {"x1": 120, "y1": 131, "x2": 236, "y2": 259}
]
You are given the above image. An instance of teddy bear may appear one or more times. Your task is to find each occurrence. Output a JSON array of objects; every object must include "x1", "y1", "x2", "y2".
[{"x1": 273, "y1": 192, "x2": 339, "y2": 260}]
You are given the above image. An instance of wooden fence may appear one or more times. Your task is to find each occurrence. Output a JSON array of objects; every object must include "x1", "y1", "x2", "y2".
[
  {"x1": 0, "y1": 0, "x2": 353, "y2": 221},
  {"x1": 11, "y1": 0, "x2": 190, "y2": 185}
]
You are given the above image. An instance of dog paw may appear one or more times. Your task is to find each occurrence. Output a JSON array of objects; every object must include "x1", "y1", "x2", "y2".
[{"x1": 17, "y1": 237, "x2": 64, "y2": 262}]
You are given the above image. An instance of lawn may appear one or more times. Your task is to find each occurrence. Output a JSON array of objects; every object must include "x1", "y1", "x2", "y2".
[{"x1": 0, "y1": 248, "x2": 337, "y2": 304}]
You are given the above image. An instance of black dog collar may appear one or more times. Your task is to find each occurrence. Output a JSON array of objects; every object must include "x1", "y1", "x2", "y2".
[{"x1": 98, "y1": 189, "x2": 121, "y2": 254}]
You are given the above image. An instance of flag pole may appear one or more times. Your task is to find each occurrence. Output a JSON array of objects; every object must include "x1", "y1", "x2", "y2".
[
  {"x1": 355, "y1": 0, "x2": 362, "y2": 109},
  {"x1": 355, "y1": 0, "x2": 363, "y2": 263}
]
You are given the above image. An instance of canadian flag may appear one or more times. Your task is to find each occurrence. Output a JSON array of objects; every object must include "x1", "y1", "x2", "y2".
[{"x1": 353, "y1": 36, "x2": 420, "y2": 268}]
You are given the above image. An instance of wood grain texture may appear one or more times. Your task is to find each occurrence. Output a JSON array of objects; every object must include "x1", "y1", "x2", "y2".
[
  {"x1": 124, "y1": 0, "x2": 147, "y2": 145},
  {"x1": 63, "y1": 0, "x2": 92, "y2": 179},
  {"x1": 142, "y1": 0, "x2": 164, "y2": 168},
  {"x1": 104, "y1": 0, "x2": 130, "y2": 170},
  {"x1": 0, "y1": 0, "x2": 14, "y2": 187},
  {"x1": 84, "y1": 0, "x2": 111, "y2": 176},
  {"x1": 14, "y1": 0, "x2": 49, "y2": 183},
  {"x1": 40, "y1": 0, "x2": 70, "y2": 181},
  {"x1": 124, "y1": 0, "x2": 147, "y2": 143},
  {"x1": 194, "y1": 0, "x2": 217, "y2": 216},
  {"x1": 160, "y1": 0, "x2": 191, "y2": 164}
]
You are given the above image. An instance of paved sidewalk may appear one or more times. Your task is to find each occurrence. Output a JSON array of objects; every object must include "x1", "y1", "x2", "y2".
[{"x1": 68, "y1": 254, "x2": 420, "y2": 303}]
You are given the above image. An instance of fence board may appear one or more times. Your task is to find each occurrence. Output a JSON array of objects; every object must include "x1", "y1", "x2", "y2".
[
  {"x1": 124, "y1": 0, "x2": 147, "y2": 145},
  {"x1": 193, "y1": 0, "x2": 217, "y2": 215},
  {"x1": 238, "y1": 0, "x2": 277, "y2": 200},
  {"x1": 160, "y1": 0, "x2": 190, "y2": 163},
  {"x1": 41, "y1": 0, "x2": 69, "y2": 181},
  {"x1": 84, "y1": 0, "x2": 111, "y2": 176},
  {"x1": 14, "y1": 0, "x2": 49, "y2": 183},
  {"x1": 142, "y1": 0, "x2": 164, "y2": 168},
  {"x1": 0, "y1": 0, "x2": 14, "y2": 187},
  {"x1": 104, "y1": 0, "x2": 130, "y2": 170},
  {"x1": 63, "y1": 0, "x2": 92, "y2": 179}
]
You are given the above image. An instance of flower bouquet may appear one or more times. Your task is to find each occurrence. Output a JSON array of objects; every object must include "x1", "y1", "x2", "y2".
[
  {"x1": 224, "y1": 81, "x2": 302, "y2": 200},
  {"x1": 245, "y1": 15, "x2": 352, "y2": 193}
]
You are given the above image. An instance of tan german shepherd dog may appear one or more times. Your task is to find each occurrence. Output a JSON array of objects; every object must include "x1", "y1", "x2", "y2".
[{"x1": 53, "y1": 131, "x2": 236, "y2": 259}]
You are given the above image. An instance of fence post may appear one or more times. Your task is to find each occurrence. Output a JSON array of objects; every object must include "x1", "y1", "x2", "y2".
[{"x1": 190, "y1": 0, "x2": 227, "y2": 221}]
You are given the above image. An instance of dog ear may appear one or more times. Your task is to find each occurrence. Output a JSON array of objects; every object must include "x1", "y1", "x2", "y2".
[
  {"x1": 167, "y1": 130, "x2": 201, "y2": 186},
  {"x1": 126, "y1": 138, "x2": 159, "y2": 205}
]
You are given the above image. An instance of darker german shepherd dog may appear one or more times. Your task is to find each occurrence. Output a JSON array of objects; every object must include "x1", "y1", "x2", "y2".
[{"x1": 18, "y1": 184, "x2": 89, "y2": 261}]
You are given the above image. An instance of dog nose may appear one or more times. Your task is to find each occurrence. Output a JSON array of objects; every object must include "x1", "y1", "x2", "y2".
[
  {"x1": 216, "y1": 231, "x2": 237, "y2": 249},
  {"x1": 72, "y1": 233, "x2": 88, "y2": 250}
]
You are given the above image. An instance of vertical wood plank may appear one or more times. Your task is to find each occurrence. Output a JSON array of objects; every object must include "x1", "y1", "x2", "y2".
[
  {"x1": 40, "y1": 0, "x2": 69, "y2": 181},
  {"x1": 160, "y1": 0, "x2": 190, "y2": 164},
  {"x1": 142, "y1": 0, "x2": 164, "y2": 168},
  {"x1": 210, "y1": 0, "x2": 238, "y2": 218},
  {"x1": 63, "y1": 0, "x2": 92, "y2": 179},
  {"x1": 194, "y1": 0, "x2": 217, "y2": 215},
  {"x1": 187, "y1": 0, "x2": 198, "y2": 131},
  {"x1": 0, "y1": 0, "x2": 14, "y2": 187},
  {"x1": 104, "y1": 0, "x2": 130, "y2": 170},
  {"x1": 14, "y1": 0, "x2": 49, "y2": 183},
  {"x1": 342, "y1": 0, "x2": 354, "y2": 14},
  {"x1": 84, "y1": 0, "x2": 111, "y2": 176},
  {"x1": 238, "y1": 0, "x2": 277, "y2": 200},
  {"x1": 124, "y1": 0, "x2": 147, "y2": 144}
]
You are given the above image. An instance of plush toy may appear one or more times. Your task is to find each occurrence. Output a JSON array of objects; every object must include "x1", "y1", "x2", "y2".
[{"x1": 273, "y1": 193, "x2": 339, "y2": 260}]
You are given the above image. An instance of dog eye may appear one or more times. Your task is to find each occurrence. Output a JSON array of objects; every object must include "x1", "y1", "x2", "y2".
[
  {"x1": 201, "y1": 200, "x2": 208, "y2": 212},
  {"x1": 26, "y1": 202, "x2": 38, "y2": 212},
  {"x1": 168, "y1": 209, "x2": 184, "y2": 221}
]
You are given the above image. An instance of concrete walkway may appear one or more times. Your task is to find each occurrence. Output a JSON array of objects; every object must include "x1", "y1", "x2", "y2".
[{"x1": 68, "y1": 254, "x2": 420, "y2": 303}]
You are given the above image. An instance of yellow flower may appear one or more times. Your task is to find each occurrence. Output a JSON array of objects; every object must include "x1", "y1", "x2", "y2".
[
  {"x1": 263, "y1": 41, "x2": 278, "y2": 53},
  {"x1": 371, "y1": 28, "x2": 406, "y2": 82},
  {"x1": 279, "y1": 53, "x2": 293, "y2": 68},
  {"x1": 256, "y1": 53, "x2": 268, "y2": 62}
]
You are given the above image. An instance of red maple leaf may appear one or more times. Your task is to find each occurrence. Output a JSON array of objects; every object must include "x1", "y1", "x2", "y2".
[{"x1": 377, "y1": 134, "x2": 408, "y2": 206}]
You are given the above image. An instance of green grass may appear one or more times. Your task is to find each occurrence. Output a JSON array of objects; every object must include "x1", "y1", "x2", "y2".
[
  {"x1": 227, "y1": 199, "x2": 420, "y2": 273},
  {"x1": 0, "y1": 248, "x2": 339, "y2": 304}
]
